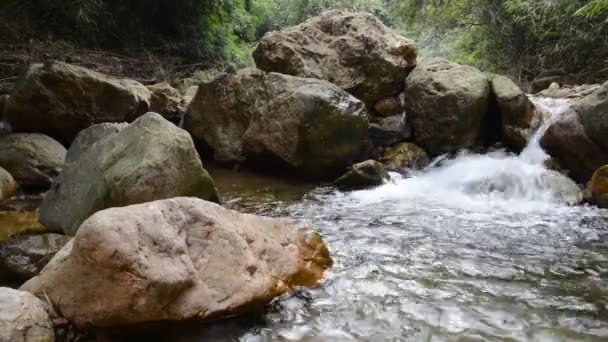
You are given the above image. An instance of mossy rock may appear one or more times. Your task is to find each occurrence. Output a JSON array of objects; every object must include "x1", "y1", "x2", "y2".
[{"x1": 334, "y1": 160, "x2": 389, "y2": 190}]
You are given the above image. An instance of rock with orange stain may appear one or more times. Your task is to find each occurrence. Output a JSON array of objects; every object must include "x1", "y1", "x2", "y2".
[
  {"x1": 590, "y1": 165, "x2": 608, "y2": 208},
  {"x1": 22, "y1": 197, "x2": 332, "y2": 328}
]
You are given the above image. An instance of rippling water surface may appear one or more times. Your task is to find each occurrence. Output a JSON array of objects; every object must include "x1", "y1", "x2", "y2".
[{"x1": 123, "y1": 98, "x2": 608, "y2": 341}]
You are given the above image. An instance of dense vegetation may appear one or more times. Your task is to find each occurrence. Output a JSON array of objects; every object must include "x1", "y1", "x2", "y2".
[{"x1": 1, "y1": 0, "x2": 607, "y2": 84}]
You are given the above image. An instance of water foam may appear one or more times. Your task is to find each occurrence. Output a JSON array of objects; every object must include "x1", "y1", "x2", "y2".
[{"x1": 351, "y1": 96, "x2": 581, "y2": 210}]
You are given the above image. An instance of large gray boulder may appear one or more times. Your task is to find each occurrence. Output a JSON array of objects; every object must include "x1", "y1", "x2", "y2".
[
  {"x1": 39, "y1": 113, "x2": 219, "y2": 235},
  {"x1": 577, "y1": 81, "x2": 608, "y2": 152},
  {"x1": 185, "y1": 68, "x2": 369, "y2": 179},
  {"x1": 253, "y1": 10, "x2": 417, "y2": 107},
  {"x1": 539, "y1": 82, "x2": 608, "y2": 182},
  {"x1": 22, "y1": 197, "x2": 332, "y2": 328},
  {"x1": 491, "y1": 75, "x2": 536, "y2": 151},
  {"x1": 6, "y1": 61, "x2": 151, "y2": 144},
  {"x1": 541, "y1": 108, "x2": 608, "y2": 182},
  {"x1": 404, "y1": 58, "x2": 490, "y2": 155},
  {"x1": 0, "y1": 134, "x2": 66, "y2": 190},
  {"x1": 0, "y1": 287, "x2": 54, "y2": 342}
]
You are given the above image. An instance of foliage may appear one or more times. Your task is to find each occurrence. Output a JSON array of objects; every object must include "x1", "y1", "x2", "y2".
[
  {"x1": 1, "y1": 0, "x2": 607, "y2": 82},
  {"x1": 390, "y1": 0, "x2": 608, "y2": 83}
]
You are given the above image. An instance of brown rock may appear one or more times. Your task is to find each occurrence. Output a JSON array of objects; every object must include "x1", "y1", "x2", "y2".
[
  {"x1": 374, "y1": 97, "x2": 403, "y2": 117},
  {"x1": 590, "y1": 165, "x2": 608, "y2": 208},
  {"x1": 22, "y1": 197, "x2": 332, "y2": 328},
  {"x1": 6, "y1": 61, "x2": 151, "y2": 144},
  {"x1": 253, "y1": 10, "x2": 417, "y2": 107},
  {"x1": 185, "y1": 68, "x2": 370, "y2": 179}
]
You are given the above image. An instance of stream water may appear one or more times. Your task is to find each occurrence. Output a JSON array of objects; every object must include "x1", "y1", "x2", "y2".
[
  {"x1": 4, "y1": 97, "x2": 608, "y2": 341},
  {"x1": 121, "y1": 96, "x2": 607, "y2": 341}
]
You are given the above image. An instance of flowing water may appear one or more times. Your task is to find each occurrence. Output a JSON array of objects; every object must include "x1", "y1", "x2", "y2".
[
  {"x1": 57, "y1": 97, "x2": 608, "y2": 341},
  {"x1": 227, "y1": 96, "x2": 608, "y2": 341}
]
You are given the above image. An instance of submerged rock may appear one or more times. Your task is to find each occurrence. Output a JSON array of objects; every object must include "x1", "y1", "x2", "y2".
[
  {"x1": 334, "y1": 160, "x2": 389, "y2": 190},
  {"x1": 6, "y1": 61, "x2": 151, "y2": 144},
  {"x1": 185, "y1": 68, "x2": 369, "y2": 179},
  {"x1": 253, "y1": 10, "x2": 417, "y2": 107},
  {"x1": 0, "y1": 133, "x2": 66, "y2": 190},
  {"x1": 22, "y1": 197, "x2": 332, "y2": 328},
  {"x1": 0, "y1": 287, "x2": 54, "y2": 342},
  {"x1": 404, "y1": 58, "x2": 490, "y2": 155},
  {"x1": 380, "y1": 142, "x2": 430, "y2": 173},
  {"x1": 491, "y1": 75, "x2": 536, "y2": 151},
  {"x1": 0, "y1": 167, "x2": 17, "y2": 201},
  {"x1": 0, "y1": 233, "x2": 70, "y2": 283},
  {"x1": 39, "y1": 113, "x2": 219, "y2": 235},
  {"x1": 590, "y1": 165, "x2": 608, "y2": 208}
]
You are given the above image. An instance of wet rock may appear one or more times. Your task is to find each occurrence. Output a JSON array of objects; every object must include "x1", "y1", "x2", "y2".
[
  {"x1": 541, "y1": 109, "x2": 608, "y2": 183},
  {"x1": 404, "y1": 58, "x2": 490, "y2": 155},
  {"x1": 185, "y1": 68, "x2": 369, "y2": 179},
  {"x1": 491, "y1": 75, "x2": 536, "y2": 151},
  {"x1": 0, "y1": 287, "x2": 54, "y2": 342},
  {"x1": 369, "y1": 115, "x2": 412, "y2": 148},
  {"x1": 0, "y1": 167, "x2": 17, "y2": 201},
  {"x1": 0, "y1": 134, "x2": 66, "y2": 190},
  {"x1": 334, "y1": 160, "x2": 389, "y2": 190},
  {"x1": 147, "y1": 82, "x2": 185, "y2": 122},
  {"x1": 380, "y1": 142, "x2": 430, "y2": 173},
  {"x1": 22, "y1": 197, "x2": 332, "y2": 328},
  {"x1": 374, "y1": 96, "x2": 403, "y2": 117},
  {"x1": 0, "y1": 233, "x2": 71, "y2": 283},
  {"x1": 6, "y1": 61, "x2": 151, "y2": 144},
  {"x1": 590, "y1": 165, "x2": 608, "y2": 208},
  {"x1": 39, "y1": 113, "x2": 219, "y2": 235},
  {"x1": 576, "y1": 81, "x2": 608, "y2": 152},
  {"x1": 253, "y1": 10, "x2": 417, "y2": 107}
]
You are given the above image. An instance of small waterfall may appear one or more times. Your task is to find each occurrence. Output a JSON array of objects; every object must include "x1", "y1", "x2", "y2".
[
  {"x1": 351, "y1": 95, "x2": 581, "y2": 206},
  {"x1": 519, "y1": 96, "x2": 572, "y2": 165},
  {"x1": 0, "y1": 120, "x2": 12, "y2": 136}
]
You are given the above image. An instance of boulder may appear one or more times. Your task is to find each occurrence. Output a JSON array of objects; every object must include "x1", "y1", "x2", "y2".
[
  {"x1": 590, "y1": 165, "x2": 608, "y2": 208},
  {"x1": 380, "y1": 142, "x2": 430, "y2": 172},
  {"x1": 253, "y1": 10, "x2": 417, "y2": 107},
  {"x1": 22, "y1": 197, "x2": 332, "y2": 327},
  {"x1": 334, "y1": 160, "x2": 389, "y2": 190},
  {"x1": 6, "y1": 61, "x2": 151, "y2": 144},
  {"x1": 491, "y1": 75, "x2": 536, "y2": 150},
  {"x1": 369, "y1": 114, "x2": 412, "y2": 148},
  {"x1": 576, "y1": 81, "x2": 608, "y2": 152},
  {"x1": 374, "y1": 96, "x2": 403, "y2": 117},
  {"x1": 404, "y1": 58, "x2": 490, "y2": 155},
  {"x1": 0, "y1": 167, "x2": 17, "y2": 201},
  {"x1": 185, "y1": 69, "x2": 369, "y2": 179},
  {"x1": 147, "y1": 82, "x2": 185, "y2": 122},
  {"x1": 541, "y1": 109, "x2": 608, "y2": 182},
  {"x1": 0, "y1": 287, "x2": 54, "y2": 342},
  {"x1": 0, "y1": 134, "x2": 66, "y2": 190},
  {"x1": 0, "y1": 233, "x2": 71, "y2": 283},
  {"x1": 0, "y1": 211, "x2": 48, "y2": 243},
  {"x1": 39, "y1": 113, "x2": 219, "y2": 235}
]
